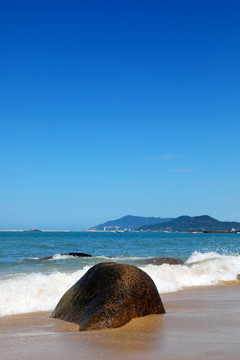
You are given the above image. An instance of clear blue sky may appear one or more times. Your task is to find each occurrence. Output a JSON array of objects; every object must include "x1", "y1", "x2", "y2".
[{"x1": 1, "y1": 0, "x2": 240, "y2": 229}]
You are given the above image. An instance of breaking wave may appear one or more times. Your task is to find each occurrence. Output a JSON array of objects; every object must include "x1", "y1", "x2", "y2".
[{"x1": 1, "y1": 251, "x2": 240, "y2": 317}]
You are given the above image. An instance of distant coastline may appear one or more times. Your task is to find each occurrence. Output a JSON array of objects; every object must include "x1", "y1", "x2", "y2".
[
  {"x1": 90, "y1": 214, "x2": 240, "y2": 233},
  {"x1": 0, "y1": 230, "x2": 74, "y2": 232},
  {"x1": 1, "y1": 214, "x2": 240, "y2": 233}
]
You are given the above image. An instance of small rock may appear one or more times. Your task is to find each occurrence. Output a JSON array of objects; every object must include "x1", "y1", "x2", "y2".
[{"x1": 137, "y1": 257, "x2": 184, "y2": 265}]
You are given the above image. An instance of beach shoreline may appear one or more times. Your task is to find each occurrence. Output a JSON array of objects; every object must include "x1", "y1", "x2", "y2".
[{"x1": 1, "y1": 283, "x2": 240, "y2": 360}]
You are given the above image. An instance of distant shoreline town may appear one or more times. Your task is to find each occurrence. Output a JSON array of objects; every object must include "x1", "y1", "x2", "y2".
[{"x1": 88, "y1": 215, "x2": 240, "y2": 233}]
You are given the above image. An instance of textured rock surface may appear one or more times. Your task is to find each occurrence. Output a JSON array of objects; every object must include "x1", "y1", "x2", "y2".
[
  {"x1": 136, "y1": 257, "x2": 184, "y2": 266},
  {"x1": 51, "y1": 262, "x2": 165, "y2": 331}
]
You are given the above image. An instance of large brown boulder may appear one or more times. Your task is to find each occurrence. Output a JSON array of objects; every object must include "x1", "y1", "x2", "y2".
[{"x1": 51, "y1": 262, "x2": 165, "y2": 331}]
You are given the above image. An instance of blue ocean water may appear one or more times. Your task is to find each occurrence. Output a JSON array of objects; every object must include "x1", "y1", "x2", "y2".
[{"x1": 1, "y1": 231, "x2": 240, "y2": 316}]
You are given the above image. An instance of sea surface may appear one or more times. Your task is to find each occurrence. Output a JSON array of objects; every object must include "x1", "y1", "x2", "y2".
[{"x1": 1, "y1": 231, "x2": 240, "y2": 317}]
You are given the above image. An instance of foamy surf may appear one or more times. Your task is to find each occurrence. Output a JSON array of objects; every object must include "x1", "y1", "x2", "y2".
[
  {"x1": 1, "y1": 251, "x2": 240, "y2": 317},
  {"x1": 0, "y1": 267, "x2": 90, "y2": 317},
  {"x1": 19, "y1": 254, "x2": 145, "y2": 262},
  {"x1": 142, "y1": 251, "x2": 240, "y2": 293}
]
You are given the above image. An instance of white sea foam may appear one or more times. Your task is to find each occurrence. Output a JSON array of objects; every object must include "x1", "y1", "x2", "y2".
[
  {"x1": 1, "y1": 252, "x2": 240, "y2": 317},
  {"x1": 0, "y1": 267, "x2": 90, "y2": 317},
  {"x1": 142, "y1": 251, "x2": 240, "y2": 294},
  {"x1": 50, "y1": 254, "x2": 74, "y2": 260},
  {"x1": 185, "y1": 250, "x2": 224, "y2": 264}
]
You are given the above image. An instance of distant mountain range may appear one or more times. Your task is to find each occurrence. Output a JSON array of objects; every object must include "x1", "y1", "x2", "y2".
[
  {"x1": 90, "y1": 215, "x2": 240, "y2": 232},
  {"x1": 137, "y1": 215, "x2": 240, "y2": 232},
  {"x1": 90, "y1": 215, "x2": 173, "y2": 231}
]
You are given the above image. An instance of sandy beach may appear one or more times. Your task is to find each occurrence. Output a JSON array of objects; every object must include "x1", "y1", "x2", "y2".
[{"x1": 1, "y1": 283, "x2": 240, "y2": 360}]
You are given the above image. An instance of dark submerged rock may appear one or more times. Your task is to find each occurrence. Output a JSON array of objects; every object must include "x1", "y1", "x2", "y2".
[
  {"x1": 51, "y1": 262, "x2": 165, "y2": 331},
  {"x1": 65, "y1": 252, "x2": 92, "y2": 258},
  {"x1": 137, "y1": 257, "x2": 184, "y2": 266}
]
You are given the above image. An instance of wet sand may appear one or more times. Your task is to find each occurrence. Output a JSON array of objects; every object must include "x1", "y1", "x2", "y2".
[{"x1": 1, "y1": 283, "x2": 240, "y2": 360}]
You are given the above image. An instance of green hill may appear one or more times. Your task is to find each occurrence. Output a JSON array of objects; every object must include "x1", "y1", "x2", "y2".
[
  {"x1": 90, "y1": 215, "x2": 173, "y2": 231},
  {"x1": 137, "y1": 215, "x2": 240, "y2": 232}
]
